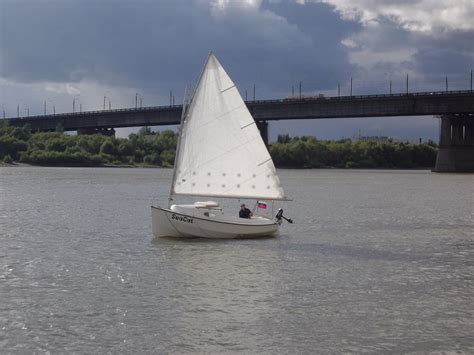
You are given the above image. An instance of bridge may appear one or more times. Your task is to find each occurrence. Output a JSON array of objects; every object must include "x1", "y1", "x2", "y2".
[{"x1": 5, "y1": 90, "x2": 474, "y2": 172}]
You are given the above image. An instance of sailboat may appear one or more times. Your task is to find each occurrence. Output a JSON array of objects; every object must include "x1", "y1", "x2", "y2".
[{"x1": 151, "y1": 52, "x2": 291, "y2": 239}]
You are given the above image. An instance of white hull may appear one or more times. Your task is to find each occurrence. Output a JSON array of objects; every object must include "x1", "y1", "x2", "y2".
[{"x1": 151, "y1": 205, "x2": 279, "y2": 239}]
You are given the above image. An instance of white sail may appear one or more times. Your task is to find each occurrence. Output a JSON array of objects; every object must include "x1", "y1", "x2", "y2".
[{"x1": 171, "y1": 53, "x2": 286, "y2": 200}]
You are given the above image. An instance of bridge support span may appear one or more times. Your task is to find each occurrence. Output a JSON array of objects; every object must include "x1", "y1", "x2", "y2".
[{"x1": 434, "y1": 114, "x2": 474, "y2": 172}]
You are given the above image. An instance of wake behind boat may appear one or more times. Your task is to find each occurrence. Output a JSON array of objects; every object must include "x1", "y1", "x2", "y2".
[{"x1": 151, "y1": 52, "x2": 292, "y2": 238}]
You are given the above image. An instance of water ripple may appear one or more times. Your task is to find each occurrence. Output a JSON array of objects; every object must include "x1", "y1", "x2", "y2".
[{"x1": 0, "y1": 167, "x2": 473, "y2": 353}]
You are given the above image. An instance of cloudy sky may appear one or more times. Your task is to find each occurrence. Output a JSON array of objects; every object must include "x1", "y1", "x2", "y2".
[{"x1": 1, "y1": 0, "x2": 473, "y2": 140}]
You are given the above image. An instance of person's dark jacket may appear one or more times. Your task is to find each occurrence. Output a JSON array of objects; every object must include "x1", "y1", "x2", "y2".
[{"x1": 239, "y1": 208, "x2": 252, "y2": 218}]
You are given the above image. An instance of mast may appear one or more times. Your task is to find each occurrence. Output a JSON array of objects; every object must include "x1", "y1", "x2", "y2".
[
  {"x1": 167, "y1": 51, "x2": 214, "y2": 207},
  {"x1": 167, "y1": 87, "x2": 188, "y2": 207}
]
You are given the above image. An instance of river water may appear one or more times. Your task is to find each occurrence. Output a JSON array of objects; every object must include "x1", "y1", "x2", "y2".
[{"x1": 0, "y1": 167, "x2": 472, "y2": 353}]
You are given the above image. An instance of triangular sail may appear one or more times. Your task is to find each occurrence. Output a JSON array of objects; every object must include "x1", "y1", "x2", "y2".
[{"x1": 171, "y1": 53, "x2": 286, "y2": 200}]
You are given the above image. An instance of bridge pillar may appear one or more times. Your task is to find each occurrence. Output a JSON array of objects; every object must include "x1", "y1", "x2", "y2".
[
  {"x1": 256, "y1": 121, "x2": 269, "y2": 146},
  {"x1": 434, "y1": 114, "x2": 474, "y2": 172}
]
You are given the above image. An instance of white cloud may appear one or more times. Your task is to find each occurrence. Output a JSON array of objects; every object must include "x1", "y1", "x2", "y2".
[
  {"x1": 315, "y1": 0, "x2": 474, "y2": 33},
  {"x1": 349, "y1": 47, "x2": 417, "y2": 67},
  {"x1": 45, "y1": 83, "x2": 81, "y2": 96},
  {"x1": 210, "y1": 0, "x2": 262, "y2": 14},
  {"x1": 341, "y1": 38, "x2": 358, "y2": 49}
]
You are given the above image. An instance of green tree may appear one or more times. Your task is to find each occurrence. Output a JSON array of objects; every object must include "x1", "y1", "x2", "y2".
[
  {"x1": 11, "y1": 126, "x2": 31, "y2": 141},
  {"x1": 0, "y1": 136, "x2": 28, "y2": 160},
  {"x1": 277, "y1": 134, "x2": 291, "y2": 144},
  {"x1": 3, "y1": 154, "x2": 13, "y2": 164},
  {"x1": 160, "y1": 150, "x2": 175, "y2": 167},
  {"x1": 138, "y1": 126, "x2": 152, "y2": 136},
  {"x1": 99, "y1": 139, "x2": 117, "y2": 155},
  {"x1": 144, "y1": 152, "x2": 162, "y2": 165}
]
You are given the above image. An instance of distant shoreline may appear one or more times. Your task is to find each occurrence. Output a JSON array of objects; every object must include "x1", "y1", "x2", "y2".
[
  {"x1": 1, "y1": 162, "x2": 433, "y2": 170},
  {"x1": 0, "y1": 162, "x2": 167, "y2": 169}
]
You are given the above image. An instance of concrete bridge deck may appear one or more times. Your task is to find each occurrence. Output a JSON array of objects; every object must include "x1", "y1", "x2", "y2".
[{"x1": 5, "y1": 90, "x2": 474, "y2": 132}]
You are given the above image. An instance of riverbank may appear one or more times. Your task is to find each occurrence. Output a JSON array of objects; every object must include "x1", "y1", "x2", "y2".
[{"x1": 0, "y1": 161, "x2": 165, "y2": 169}]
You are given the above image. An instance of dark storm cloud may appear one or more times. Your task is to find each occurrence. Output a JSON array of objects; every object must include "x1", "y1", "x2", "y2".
[
  {"x1": 0, "y1": 0, "x2": 357, "y2": 97},
  {"x1": 411, "y1": 31, "x2": 474, "y2": 80},
  {"x1": 258, "y1": 0, "x2": 359, "y2": 91},
  {"x1": 0, "y1": 0, "x2": 211, "y2": 88}
]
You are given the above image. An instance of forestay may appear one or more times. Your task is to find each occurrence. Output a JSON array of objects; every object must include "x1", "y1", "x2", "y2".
[{"x1": 171, "y1": 53, "x2": 286, "y2": 200}]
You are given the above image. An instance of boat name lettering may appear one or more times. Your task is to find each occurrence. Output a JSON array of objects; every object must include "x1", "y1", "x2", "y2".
[{"x1": 171, "y1": 214, "x2": 194, "y2": 223}]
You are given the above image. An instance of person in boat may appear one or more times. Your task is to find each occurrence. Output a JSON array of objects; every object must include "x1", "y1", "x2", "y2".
[{"x1": 239, "y1": 204, "x2": 252, "y2": 219}]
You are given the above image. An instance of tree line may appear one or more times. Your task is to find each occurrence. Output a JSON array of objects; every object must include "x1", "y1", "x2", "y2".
[
  {"x1": 0, "y1": 123, "x2": 177, "y2": 167},
  {"x1": 0, "y1": 122, "x2": 437, "y2": 169},
  {"x1": 269, "y1": 134, "x2": 437, "y2": 169}
]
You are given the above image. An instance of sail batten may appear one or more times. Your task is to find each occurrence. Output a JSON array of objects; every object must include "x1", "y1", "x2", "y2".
[
  {"x1": 221, "y1": 85, "x2": 235, "y2": 93},
  {"x1": 258, "y1": 158, "x2": 272, "y2": 166},
  {"x1": 241, "y1": 122, "x2": 255, "y2": 129},
  {"x1": 171, "y1": 53, "x2": 286, "y2": 200}
]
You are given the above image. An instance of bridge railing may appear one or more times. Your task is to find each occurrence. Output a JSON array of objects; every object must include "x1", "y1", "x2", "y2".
[
  {"x1": 248, "y1": 89, "x2": 474, "y2": 105},
  {"x1": 5, "y1": 104, "x2": 184, "y2": 121}
]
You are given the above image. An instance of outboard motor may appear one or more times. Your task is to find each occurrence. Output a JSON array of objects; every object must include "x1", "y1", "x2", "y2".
[{"x1": 275, "y1": 208, "x2": 293, "y2": 224}]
